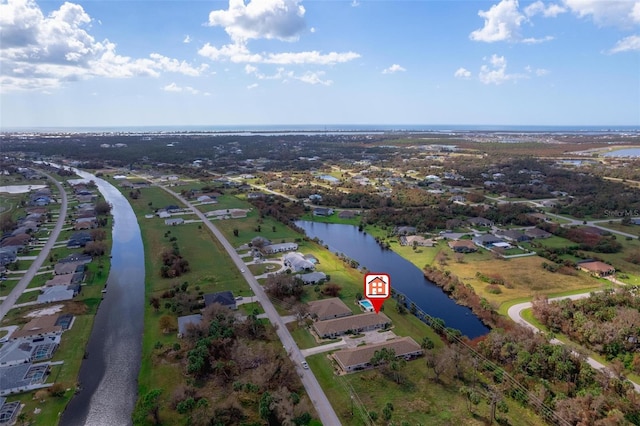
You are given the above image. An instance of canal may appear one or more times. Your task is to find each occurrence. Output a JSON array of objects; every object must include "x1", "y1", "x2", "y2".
[
  {"x1": 61, "y1": 171, "x2": 144, "y2": 426},
  {"x1": 296, "y1": 221, "x2": 489, "y2": 339}
]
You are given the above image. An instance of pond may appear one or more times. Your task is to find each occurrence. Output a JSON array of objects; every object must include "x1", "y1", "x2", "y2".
[{"x1": 295, "y1": 221, "x2": 489, "y2": 339}]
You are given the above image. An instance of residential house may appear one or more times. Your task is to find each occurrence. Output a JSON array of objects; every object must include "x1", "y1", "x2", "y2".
[
  {"x1": 165, "y1": 218, "x2": 184, "y2": 226},
  {"x1": 313, "y1": 208, "x2": 334, "y2": 217},
  {"x1": 59, "y1": 253, "x2": 92, "y2": 264},
  {"x1": 399, "y1": 235, "x2": 435, "y2": 247},
  {"x1": 467, "y1": 217, "x2": 494, "y2": 228},
  {"x1": 67, "y1": 231, "x2": 92, "y2": 248},
  {"x1": 0, "y1": 397, "x2": 20, "y2": 424},
  {"x1": 203, "y1": 291, "x2": 237, "y2": 310},
  {"x1": 11, "y1": 316, "x2": 62, "y2": 341},
  {"x1": 578, "y1": 261, "x2": 615, "y2": 277},
  {"x1": 299, "y1": 272, "x2": 327, "y2": 284},
  {"x1": 525, "y1": 228, "x2": 552, "y2": 239},
  {"x1": 0, "y1": 363, "x2": 51, "y2": 396},
  {"x1": 177, "y1": 314, "x2": 203, "y2": 338},
  {"x1": 45, "y1": 274, "x2": 74, "y2": 287},
  {"x1": 307, "y1": 298, "x2": 352, "y2": 321},
  {"x1": 263, "y1": 242, "x2": 298, "y2": 254},
  {"x1": 1, "y1": 234, "x2": 31, "y2": 249},
  {"x1": 448, "y1": 240, "x2": 478, "y2": 253},
  {"x1": 247, "y1": 192, "x2": 266, "y2": 200},
  {"x1": 333, "y1": 337, "x2": 423, "y2": 373},
  {"x1": 0, "y1": 335, "x2": 60, "y2": 367},
  {"x1": 496, "y1": 229, "x2": 530, "y2": 243},
  {"x1": 312, "y1": 312, "x2": 391, "y2": 339},
  {"x1": 0, "y1": 248, "x2": 17, "y2": 267},
  {"x1": 283, "y1": 253, "x2": 315, "y2": 272},
  {"x1": 37, "y1": 286, "x2": 74, "y2": 304}
]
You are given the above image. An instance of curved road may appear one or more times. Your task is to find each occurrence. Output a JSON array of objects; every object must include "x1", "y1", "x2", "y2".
[
  {"x1": 157, "y1": 185, "x2": 342, "y2": 425},
  {"x1": 507, "y1": 293, "x2": 640, "y2": 393},
  {"x1": 0, "y1": 172, "x2": 68, "y2": 321}
]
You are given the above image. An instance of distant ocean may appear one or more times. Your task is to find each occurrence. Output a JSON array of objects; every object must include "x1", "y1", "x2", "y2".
[{"x1": 3, "y1": 124, "x2": 640, "y2": 134}]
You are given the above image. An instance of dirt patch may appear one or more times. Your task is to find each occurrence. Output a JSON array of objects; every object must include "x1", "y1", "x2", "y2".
[{"x1": 25, "y1": 304, "x2": 64, "y2": 318}]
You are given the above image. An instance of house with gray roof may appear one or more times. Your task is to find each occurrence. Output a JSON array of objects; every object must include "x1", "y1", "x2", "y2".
[
  {"x1": 0, "y1": 363, "x2": 51, "y2": 396},
  {"x1": 0, "y1": 397, "x2": 20, "y2": 424},
  {"x1": 472, "y1": 234, "x2": 504, "y2": 248},
  {"x1": 312, "y1": 312, "x2": 391, "y2": 339},
  {"x1": 37, "y1": 286, "x2": 74, "y2": 304},
  {"x1": 177, "y1": 314, "x2": 203, "y2": 338},
  {"x1": 0, "y1": 335, "x2": 60, "y2": 367},
  {"x1": 263, "y1": 242, "x2": 298, "y2": 254},
  {"x1": 299, "y1": 272, "x2": 327, "y2": 284}
]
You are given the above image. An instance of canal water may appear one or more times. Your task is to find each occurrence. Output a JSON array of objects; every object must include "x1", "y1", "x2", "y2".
[
  {"x1": 296, "y1": 221, "x2": 489, "y2": 339},
  {"x1": 61, "y1": 171, "x2": 144, "y2": 426}
]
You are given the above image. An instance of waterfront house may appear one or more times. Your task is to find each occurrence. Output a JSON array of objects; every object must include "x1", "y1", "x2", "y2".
[
  {"x1": 312, "y1": 312, "x2": 391, "y2": 339},
  {"x1": 203, "y1": 291, "x2": 237, "y2": 310},
  {"x1": 307, "y1": 298, "x2": 352, "y2": 321},
  {"x1": 333, "y1": 337, "x2": 423, "y2": 373}
]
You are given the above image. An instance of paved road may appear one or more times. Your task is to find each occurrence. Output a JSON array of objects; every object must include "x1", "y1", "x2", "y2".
[
  {"x1": 507, "y1": 293, "x2": 640, "y2": 393},
  {"x1": 157, "y1": 185, "x2": 342, "y2": 426},
  {"x1": 0, "y1": 172, "x2": 68, "y2": 321}
]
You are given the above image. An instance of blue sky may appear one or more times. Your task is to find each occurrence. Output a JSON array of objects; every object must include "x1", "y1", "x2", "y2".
[{"x1": 1, "y1": 0, "x2": 639, "y2": 128}]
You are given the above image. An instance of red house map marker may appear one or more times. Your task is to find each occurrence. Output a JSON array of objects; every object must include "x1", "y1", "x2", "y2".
[{"x1": 364, "y1": 273, "x2": 391, "y2": 314}]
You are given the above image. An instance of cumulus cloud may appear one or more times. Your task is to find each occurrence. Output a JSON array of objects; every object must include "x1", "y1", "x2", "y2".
[
  {"x1": 247, "y1": 83, "x2": 259, "y2": 89},
  {"x1": 454, "y1": 67, "x2": 472, "y2": 78},
  {"x1": 382, "y1": 64, "x2": 406, "y2": 74},
  {"x1": 207, "y1": 0, "x2": 306, "y2": 42},
  {"x1": 183, "y1": 35, "x2": 191, "y2": 43},
  {"x1": 563, "y1": 0, "x2": 640, "y2": 27},
  {"x1": 0, "y1": 0, "x2": 208, "y2": 92},
  {"x1": 479, "y1": 54, "x2": 527, "y2": 84},
  {"x1": 525, "y1": 1, "x2": 566, "y2": 17},
  {"x1": 608, "y1": 34, "x2": 640, "y2": 53},
  {"x1": 351, "y1": 0, "x2": 360, "y2": 7},
  {"x1": 470, "y1": 0, "x2": 526, "y2": 42}
]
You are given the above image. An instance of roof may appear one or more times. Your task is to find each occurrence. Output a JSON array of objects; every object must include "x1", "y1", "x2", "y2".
[
  {"x1": 45, "y1": 274, "x2": 74, "y2": 287},
  {"x1": 37, "y1": 287, "x2": 74, "y2": 304},
  {"x1": 448, "y1": 240, "x2": 477, "y2": 250},
  {"x1": 54, "y1": 261, "x2": 85, "y2": 275},
  {"x1": 579, "y1": 261, "x2": 615, "y2": 273},
  {"x1": 263, "y1": 242, "x2": 298, "y2": 253},
  {"x1": 473, "y1": 234, "x2": 503, "y2": 244},
  {"x1": 11, "y1": 316, "x2": 61, "y2": 340},
  {"x1": 299, "y1": 272, "x2": 327, "y2": 284},
  {"x1": 203, "y1": 291, "x2": 235, "y2": 308},
  {"x1": 525, "y1": 228, "x2": 552, "y2": 238},
  {"x1": 467, "y1": 217, "x2": 493, "y2": 225},
  {"x1": 59, "y1": 253, "x2": 92, "y2": 264},
  {"x1": 0, "y1": 363, "x2": 49, "y2": 394},
  {"x1": 178, "y1": 314, "x2": 202, "y2": 336},
  {"x1": 307, "y1": 298, "x2": 352, "y2": 319},
  {"x1": 284, "y1": 252, "x2": 315, "y2": 271},
  {"x1": 333, "y1": 337, "x2": 422, "y2": 369},
  {"x1": 313, "y1": 312, "x2": 390, "y2": 337}
]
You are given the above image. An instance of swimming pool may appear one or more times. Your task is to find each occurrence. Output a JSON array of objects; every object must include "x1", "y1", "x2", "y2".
[{"x1": 358, "y1": 299, "x2": 373, "y2": 312}]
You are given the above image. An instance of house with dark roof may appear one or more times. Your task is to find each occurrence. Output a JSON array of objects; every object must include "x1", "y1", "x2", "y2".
[
  {"x1": 312, "y1": 312, "x2": 391, "y2": 339},
  {"x1": 307, "y1": 298, "x2": 352, "y2": 321},
  {"x1": 525, "y1": 228, "x2": 552, "y2": 239},
  {"x1": 333, "y1": 337, "x2": 423, "y2": 373},
  {"x1": 0, "y1": 397, "x2": 20, "y2": 424},
  {"x1": 11, "y1": 316, "x2": 62, "y2": 341},
  {"x1": 67, "y1": 231, "x2": 92, "y2": 248},
  {"x1": 393, "y1": 226, "x2": 417, "y2": 236},
  {"x1": 299, "y1": 272, "x2": 327, "y2": 284},
  {"x1": 313, "y1": 207, "x2": 334, "y2": 217},
  {"x1": 496, "y1": 229, "x2": 530, "y2": 243},
  {"x1": 203, "y1": 291, "x2": 237, "y2": 310},
  {"x1": 338, "y1": 210, "x2": 357, "y2": 219}
]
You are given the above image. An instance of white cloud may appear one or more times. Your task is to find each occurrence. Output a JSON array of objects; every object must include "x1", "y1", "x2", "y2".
[
  {"x1": 0, "y1": 0, "x2": 208, "y2": 92},
  {"x1": 454, "y1": 67, "x2": 472, "y2": 78},
  {"x1": 479, "y1": 54, "x2": 527, "y2": 84},
  {"x1": 310, "y1": 27, "x2": 316, "y2": 33},
  {"x1": 470, "y1": 0, "x2": 525, "y2": 42},
  {"x1": 183, "y1": 35, "x2": 191, "y2": 44},
  {"x1": 525, "y1": 65, "x2": 550, "y2": 75},
  {"x1": 207, "y1": 0, "x2": 306, "y2": 43},
  {"x1": 608, "y1": 34, "x2": 640, "y2": 53},
  {"x1": 199, "y1": 42, "x2": 360, "y2": 65},
  {"x1": 525, "y1": 1, "x2": 566, "y2": 17},
  {"x1": 382, "y1": 64, "x2": 406, "y2": 74},
  {"x1": 162, "y1": 83, "x2": 199, "y2": 94},
  {"x1": 351, "y1": 0, "x2": 360, "y2": 7},
  {"x1": 244, "y1": 64, "x2": 331, "y2": 85},
  {"x1": 522, "y1": 35, "x2": 555, "y2": 43},
  {"x1": 563, "y1": 0, "x2": 640, "y2": 27},
  {"x1": 247, "y1": 83, "x2": 259, "y2": 89}
]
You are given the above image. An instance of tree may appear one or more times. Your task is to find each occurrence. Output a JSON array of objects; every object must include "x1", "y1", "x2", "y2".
[
  {"x1": 321, "y1": 283, "x2": 342, "y2": 297},
  {"x1": 95, "y1": 200, "x2": 112, "y2": 216},
  {"x1": 158, "y1": 315, "x2": 176, "y2": 333},
  {"x1": 134, "y1": 389, "x2": 162, "y2": 425},
  {"x1": 150, "y1": 297, "x2": 160, "y2": 312},
  {"x1": 233, "y1": 228, "x2": 239, "y2": 237},
  {"x1": 84, "y1": 241, "x2": 107, "y2": 257}
]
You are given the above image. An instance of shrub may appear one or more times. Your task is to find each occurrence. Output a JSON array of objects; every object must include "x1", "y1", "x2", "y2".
[{"x1": 486, "y1": 285, "x2": 502, "y2": 294}]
